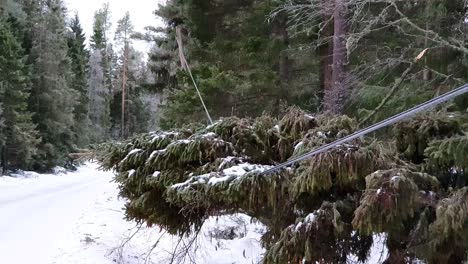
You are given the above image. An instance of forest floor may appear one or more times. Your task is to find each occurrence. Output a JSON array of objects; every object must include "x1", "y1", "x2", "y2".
[{"x1": 0, "y1": 163, "x2": 266, "y2": 264}]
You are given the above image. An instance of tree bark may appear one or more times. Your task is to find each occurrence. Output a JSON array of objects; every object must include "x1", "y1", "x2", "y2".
[
  {"x1": 121, "y1": 43, "x2": 128, "y2": 139},
  {"x1": 1, "y1": 145, "x2": 6, "y2": 175},
  {"x1": 422, "y1": 1, "x2": 431, "y2": 81},
  {"x1": 324, "y1": 0, "x2": 348, "y2": 114},
  {"x1": 319, "y1": 23, "x2": 334, "y2": 109},
  {"x1": 278, "y1": 14, "x2": 291, "y2": 102},
  {"x1": 271, "y1": 11, "x2": 291, "y2": 115}
]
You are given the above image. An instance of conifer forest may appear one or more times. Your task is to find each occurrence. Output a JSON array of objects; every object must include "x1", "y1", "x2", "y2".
[{"x1": 1, "y1": 0, "x2": 468, "y2": 263}]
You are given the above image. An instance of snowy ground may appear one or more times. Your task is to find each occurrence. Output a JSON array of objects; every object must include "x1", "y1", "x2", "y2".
[{"x1": 0, "y1": 163, "x2": 266, "y2": 264}]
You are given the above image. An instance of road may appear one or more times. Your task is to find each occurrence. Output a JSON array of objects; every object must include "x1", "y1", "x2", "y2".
[
  {"x1": 0, "y1": 164, "x2": 297, "y2": 264},
  {"x1": 0, "y1": 164, "x2": 114, "y2": 264}
]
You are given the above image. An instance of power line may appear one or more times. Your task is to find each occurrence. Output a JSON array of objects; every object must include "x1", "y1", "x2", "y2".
[
  {"x1": 262, "y1": 83, "x2": 468, "y2": 175},
  {"x1": 175, "y1": 27, "x2": 213, "y2": 125}
]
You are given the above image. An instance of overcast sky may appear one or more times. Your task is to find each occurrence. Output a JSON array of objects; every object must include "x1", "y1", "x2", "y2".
[{"x1": 64, "y1": 0, "x2": 165, "y2": 53}]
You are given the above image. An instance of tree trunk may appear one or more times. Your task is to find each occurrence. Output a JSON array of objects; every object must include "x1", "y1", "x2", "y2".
[
  {"x1": 319, "y1": 23, "x2": 334, "y2": 108},
  {"x1": 1, "y1": 145, "x2": 6, "y2": 175},
  {"x1": 423, "y1": 2, "x2": 431, "y2": 81},
  {"x1": 278, "y1": 15, "x2": 291, "y2": 105},
  {"x1": 121, "y1": 43, "x2": 128, "y2": 139},
  {"x1": 324, "y1": 0, "x2": 348, "y2": 114},
  {"x1": 271, "y1": 12, "x2": 291, "y2": 115}
]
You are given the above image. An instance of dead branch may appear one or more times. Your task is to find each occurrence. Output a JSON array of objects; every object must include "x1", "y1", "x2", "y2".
[
  {"x1": 358, "y1": 49, "x2": 428, "y2": 126},
  {"x1": 108, "y1": 222, "x2": 144, "y2": 264},
  {"x1": 143, "y1": 230, "x2": 168, "y2": 264}
]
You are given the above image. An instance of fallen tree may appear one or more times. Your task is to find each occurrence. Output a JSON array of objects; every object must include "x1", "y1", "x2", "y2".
[{"x1": 97, "y1": 107, "x2": 468, "y2": 263}]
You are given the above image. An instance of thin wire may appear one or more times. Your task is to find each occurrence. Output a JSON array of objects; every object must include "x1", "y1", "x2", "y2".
[
  {"x1": 182, "y1": 56, "x2": 213, "y2": 125},
  {"x1": 262, "y1": 83, "x2": 468, "y2": 175},
  {"x1": 175, "y1": 27, "x2": 213, "y2": 125}
]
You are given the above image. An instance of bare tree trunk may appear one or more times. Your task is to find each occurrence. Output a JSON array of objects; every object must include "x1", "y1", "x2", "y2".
[
  {"x1": 324, "y1": 0, "x2": 348, "y2": 114},
  {"x1": 319, "y1": 22, "x2": 334, "y2": 108},
  {"x1": 278, "y1": 14, "x2": 291, "y2": 106},
  {"x1": 0, "y1": 145, "x2": 5, "y2": 176},
  {"x1": 271, "y1": 12, "x2": 291, "y2": 115},
  {"x1": 121, "y1": 43, "x2": 128, "y2": 139},
  {"x1": 423, "y1": 2, "x2": 431, "y2": 81}
]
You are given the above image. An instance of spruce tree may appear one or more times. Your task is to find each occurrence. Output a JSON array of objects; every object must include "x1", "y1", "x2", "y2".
[
  {"x1": 91, "y1": 3, "x2": 113, "y2": 97},
  {"x1": 99, "y1": 107, "x2": 468, "y2": 263},
  {"x1": 150, "y1": 0, "x2": 318, "y2": 128},
  {"x1": 88, "y1": 3, "x2": 112, "y2": 143},
  {"x1": 0, "y1": 17, "x2": 39, "y2": 173},
  {"x1": 90, "y1": 3, "x2": 111, "y2": 51},
  {"x1": 88, "y1": 49, "x2": 110, "y2": 143},
  {"x1": 67, "y1": 13, "x2": 90, "y2": 147},
  {"x1": 28, "y1": 0, "x2": 77, "y2": 170},
  {"x1": 0, "y1": 0, "x2": 23, "y2": 18}
]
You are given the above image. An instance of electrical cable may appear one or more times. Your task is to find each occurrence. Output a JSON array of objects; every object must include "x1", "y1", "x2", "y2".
[{"x1": 262, "y1": 83, "x2": 468, "y2": 175}]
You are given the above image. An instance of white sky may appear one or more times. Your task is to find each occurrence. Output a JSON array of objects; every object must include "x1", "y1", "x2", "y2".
[{"x1": 64, "y1": 0, "x2": 165, "y2": 54}]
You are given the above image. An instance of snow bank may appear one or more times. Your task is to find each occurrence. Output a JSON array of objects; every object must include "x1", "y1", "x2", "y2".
[{"x1": 0, "y1": 163, "x2": 95, "y2": 188}]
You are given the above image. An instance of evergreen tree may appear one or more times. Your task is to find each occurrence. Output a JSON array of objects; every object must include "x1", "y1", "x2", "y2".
[
  {"x1": 88, "y1": 49, "x2": 110, "y2": 143},
  {"x1": 150, "y1": 0, "x2": 467, "y2": 127},
  {"x1": 90, "y1": 2, "x2": 111, "y2": 51},
  {"x1": 0, "y1": 0, "x2": 24, "y2": 18},
  {"x1": 150, "y1": 0, "x2": 317, "y2": 129},
  {"x1": 28, "y1": 0, "x2": 77, "y2": 170},
  {"x1": 0, "y1": 17, "x2": 39, "y2": 173},
  {"x1": 87, "y1": 3, "x2": 113, "y2": 143},
  {"x1": 67, "y1": 13, "x2": 90, "y2": 147},
  {"x1": 114, "y1": 11, "x2": 134, "y2": 139},
  {"x1": 99, "y1": 107, "x2": 468, "y2": 264},
  {"x1": 88, "y1": 4, "x2": 113, "y2": 142},
  {"x1": 91, "y1": 3, "x2": 113, "y2": 96}
]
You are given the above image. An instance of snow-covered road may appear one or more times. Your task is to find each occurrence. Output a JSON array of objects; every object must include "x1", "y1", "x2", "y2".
[
  {"x1": 0, "y1": 164, "x2": 114, "y2": 264},
  {"x1": 0, "y1": 163, "x2": 266, "y2": 264}
]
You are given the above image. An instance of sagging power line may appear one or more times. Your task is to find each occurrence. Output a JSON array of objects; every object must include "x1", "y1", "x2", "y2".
[
  {"x1": 262, "y1": 83, "x2": 468, "y2": 175},
  {"x1": 175, "y1": 26, "x2": 214, "y2": 125}
]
